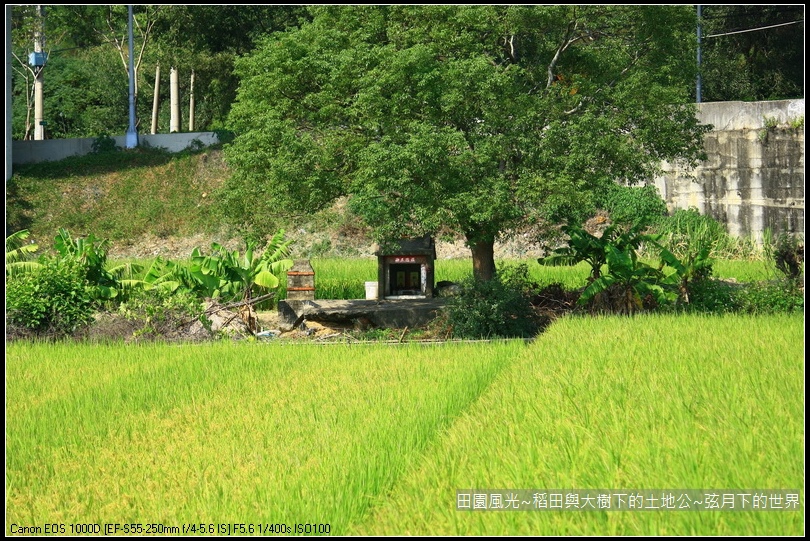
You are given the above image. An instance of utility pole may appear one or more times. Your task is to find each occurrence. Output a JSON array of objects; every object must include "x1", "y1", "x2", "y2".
[
  {"x1": 125, "y1": 5, "x2": 138, "y2": 148},
  {"x1": 151, "y1": 64, "x2": 160, "y2": 134},
  {"x1": 696, "y1": 5, "x2": 702, "y2": 104},
  {"x1": 33, "y1": 5, "x2": 45, "y2": 140},
  {"x1": 7, "y1": 5, "x2": 13, "y2": 180},
  {"x1": 170, "y1": 67, "x2": 180, "y2": 133}
]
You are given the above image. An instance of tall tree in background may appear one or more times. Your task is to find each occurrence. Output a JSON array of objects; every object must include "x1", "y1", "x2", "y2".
[
  {"x1": 698, "y1": 5, "x2": 804, "y2": 102},
  {"x1": 44, "y1": 47, "x2": 129, "y2": 139},
  {"x1": 224, "y1": 5, "x2": 710, "y2": 280},
  {"x1": 23, "y1": 5, "x2": 160, "y2": 134},
  {"x1": 147, "y1": 5, "x2": 309, "y2": 132},
  {"x1": 9, "y1": 5, "x2": 310, "y2": 139},
  {"x1": 152, "y1": 5, "x2": 307, "y2": 55},
  {"x1": 9, "y1": 6, "x2": 800, "y2": 140}
]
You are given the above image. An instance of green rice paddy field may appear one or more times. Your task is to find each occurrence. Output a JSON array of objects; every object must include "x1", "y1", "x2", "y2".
[{"x1": 6, "y1": 312, "x2": 804, "y2": 535}]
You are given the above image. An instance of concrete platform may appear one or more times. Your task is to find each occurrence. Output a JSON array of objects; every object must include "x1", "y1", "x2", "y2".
[{"x1": 278, "y1": 298, "x2": 447, "y2": 331}]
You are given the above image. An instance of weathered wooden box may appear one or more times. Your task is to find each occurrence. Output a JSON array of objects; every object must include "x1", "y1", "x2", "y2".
[{"x1": 286, "y1": 260, "x2": 315, "y2": 300}]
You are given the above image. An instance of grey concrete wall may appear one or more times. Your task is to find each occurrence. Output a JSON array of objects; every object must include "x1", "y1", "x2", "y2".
[
  {"x1": 697, "y1": 99, "x2": 805, "y2": 131},
  {"x1": 11, "y1": 131, "x2": 220, "y2": 165},
  {"x1": 654, "y1": 99, "x2": 804, "y2": 243}
]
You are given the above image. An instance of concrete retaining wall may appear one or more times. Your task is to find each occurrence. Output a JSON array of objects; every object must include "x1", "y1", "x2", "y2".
[
  {"x1": 654, "y1": 99, "x2": 804, "y2": 242},
  {"x1": 11, "y1": 132, "x2": 220, "y2": 165}
]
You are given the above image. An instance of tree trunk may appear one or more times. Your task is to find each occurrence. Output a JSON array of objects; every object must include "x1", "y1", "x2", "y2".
[
  {"x1": 151, "y1": 63, "x2": 160, "y2": 134},
  {"x1": 170, "y1": 67, "x2": 180, "y2": 133},
  {"x1": 188, "y1": 70, "x2": 195, "y2": 131},
  {"x1": 469, "y1": 238, "x2": 496, "y2": 282}
]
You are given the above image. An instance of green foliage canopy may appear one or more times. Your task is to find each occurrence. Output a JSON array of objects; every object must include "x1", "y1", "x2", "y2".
[
  {"x1": 698, "y1": 5, "x2": 804, "y2": 102},
  {"x1": 5, "y1": 229, "x2": 41, "y2": 278},
  {"x1": 224, "y1": 5, "x2": 710, "y2": 279},
  {"x1": 9, "y1": 5, "x2": 310, "y2": 139}
]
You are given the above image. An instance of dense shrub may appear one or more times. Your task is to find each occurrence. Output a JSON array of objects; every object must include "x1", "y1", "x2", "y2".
[
  {"x1": 446, "y1": 264, "x2": 539, "y2": 339},
  {"x1": 736, "y1": 280, "x2": 804, "y2": 314},
  {"x1": 765, "y1": 232, "x2": 804, "y2": 282},
  {"x1": 6, "y1": 257, "x2": 94, "y2": 338},
  {"x1": 675, "y1": 276, "x2": 803, "y2": 315},
  {"x1": 650, "y1": 207, "x2": 759, "y2": 259},
  {"x1": 117, "y1": 287, "x2": 207, "y2": 340},
  {"x1": 681, "y1": 278, "x2": 743, "y2": 314},
  {"x1": 599, "y1": 183, "x2": 668, "y2": 226}
]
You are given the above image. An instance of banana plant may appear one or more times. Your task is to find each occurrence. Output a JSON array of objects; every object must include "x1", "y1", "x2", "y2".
[
  {"x1": 148, "y1": 230, "x2": 294, "y2": 306},
  {"x1": 579, "y1": 243, "x2": 677, "y2": 315},
  {"x1": 538, "y1": 220, "x2": 660, "y2": 283},
  {"x1": 141, "y1": 256, "x2": 195, "y2": 294},
  {"x1": 6, "y1": 229, "x2": 41, "y2": 278},
  {"x1": 189, "y1": 230, "x2": 294, "y2": 304},
  {"x1": 658, "y1": 244, "x2": 714, "y2": 305},
  {"x1": 53, "y1": 228, "x2": 143, "y2": 301}
]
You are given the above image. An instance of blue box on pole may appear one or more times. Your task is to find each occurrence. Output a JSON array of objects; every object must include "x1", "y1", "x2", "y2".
[{"x1": 28, "y1": 52, "x2": 47, "y2": 66}]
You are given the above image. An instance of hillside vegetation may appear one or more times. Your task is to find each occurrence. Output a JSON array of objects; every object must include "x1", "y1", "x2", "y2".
[
  {"x1": 7, "y1": 146, "x2": 551, "y2": 261},
  {"x1": 8, "y1": 147, "x2": 226, "y2": 251},
  {"x1": 6, "y1": 143, "x2": 803, "y2": 342},
  {"x1": 7, "y1": 146, "x2": 382, "y2": 260}
]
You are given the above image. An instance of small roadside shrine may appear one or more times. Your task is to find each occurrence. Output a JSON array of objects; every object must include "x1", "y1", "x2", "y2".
[{"x1": 375, "y1": 236, "x2": 436, "y2": 300}]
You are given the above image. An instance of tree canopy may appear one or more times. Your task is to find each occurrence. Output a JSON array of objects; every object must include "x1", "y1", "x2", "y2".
[
  {"x1": 224, "y1": 5, "x2": 710, "y2": 279},
  {"x1": 698, "y1": 5, "x2": 804, "y2": 102},
  {"x1": 9, "y1": 5, "x2": 802, "y2": 142},
  {"x1": 9, "y1": 5, "x2": 310, "y2": 139}
]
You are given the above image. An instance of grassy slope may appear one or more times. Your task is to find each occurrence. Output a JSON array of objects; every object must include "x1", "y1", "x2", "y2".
[
  {"x1": 7, "y1": 146, "x2": 779, "y2": 267},
  {"x1": 7, "y1": 147, "x2": 228, "y2": 251},
  {"x1": 7, "y1": 146, "x2": 380, "y2": 261}
]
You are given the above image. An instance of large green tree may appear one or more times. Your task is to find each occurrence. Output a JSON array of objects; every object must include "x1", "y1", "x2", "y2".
[{"x1": 230, "y1": 6, "x2": 712, "y2": 279}]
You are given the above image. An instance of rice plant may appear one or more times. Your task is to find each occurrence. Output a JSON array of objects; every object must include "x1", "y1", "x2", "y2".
[
  {"x1": 7, "y1": 313, "x2": 802, "y2": 535},
  {"x1": 351, "y1": 313, "x2": 805, "y2": 535}
]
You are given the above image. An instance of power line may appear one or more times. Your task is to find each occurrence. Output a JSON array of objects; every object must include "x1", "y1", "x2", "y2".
[{"x1": 705, "y1": 19, "x2": 803, "y2": 39}]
